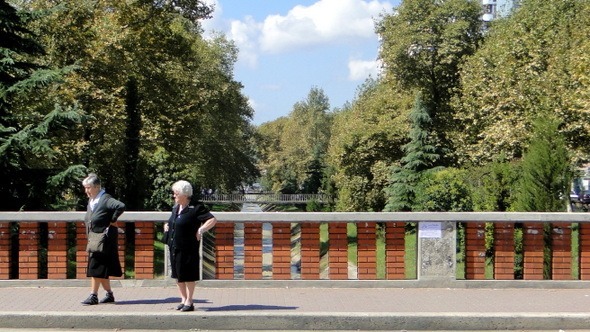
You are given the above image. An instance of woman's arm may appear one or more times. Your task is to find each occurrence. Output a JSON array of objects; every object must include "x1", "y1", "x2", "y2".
[{"x1": 197, "y1": 216, "x2": 217, "y2": 241}]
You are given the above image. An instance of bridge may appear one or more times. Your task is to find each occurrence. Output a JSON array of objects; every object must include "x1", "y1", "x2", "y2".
[
  {"x1": 200, "y1": 192, "x2": 331, "y2": 204},
  {"x1": 3, "y1": 211, "x2": 590, "y2": 330}
]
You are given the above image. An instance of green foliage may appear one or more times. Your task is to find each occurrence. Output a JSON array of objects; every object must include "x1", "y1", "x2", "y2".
[
  {"x1": 302, "y1": 152, "x2": 324, "y2": 194},
  {"x1": 0, "y1": 1, "x2": 87, "y2": 210},
  {"x1": 512, "y1": 115, "x2": 572, "y2": 212},
  {"x1": 377, "y1": 0, "x2": 483, "y2": 165},
  {"x1": 146, "y1": 0, "x2": 214, "y2": 23},
  {"x1": 0, "y1": 0, "x2": 45, "y2": 97},
  {"x1": 144, "y1": 147, "x2": 182, "y2": 211},
  {"x1": 414, "y1": 168, "x2": 473, "y2": 212},
  {"x1": 0, "y1": 104, "x2": 87, "y2": 210},
  {"x1": 467, "y1": 155, "x2": 521, "y2": 212},
  {"x1": 46, "y1": 164, "x2": 88, "y2": 210},
  {"x1": 453, "y1": 0, "x2": 590, "y2": 165},
  {"x1": 514, "y1": 225, "x2": 523, "y2": 279},
  {"x1": 122, "y1": 77, "x2": 142, "y2": 210},
  {"x1": 328, "y1": 80, "x2": 410, "y2": 212},
  {"x1": 256, "y1": 87, "x2": 332, "y2": 194},
  {"x1": 10, "y1": 0, "x2": 258, "y2": 209},
  {"x1": 305, "y1": 199, "x2": 321, "y2": 212},
  {"x1": 3, "y1": 0, "x2": 588, "y2": 215},
  {"x1": 377, "y1": 0, "x2": 482, "y2": 96},
  {"x1": 384, "y1": 93, "x2": 441, "y2": 211}
]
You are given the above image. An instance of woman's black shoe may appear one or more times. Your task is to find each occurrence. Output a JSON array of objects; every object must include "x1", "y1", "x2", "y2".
[
  {"x1": 99, "y1": 292, "x2": 115, "y2": 303},
  {"x1": 81, "y1": 294, "x2": 98, "y2": 305},
  {"x1": 176, "y1": 303, "x2": 185, "y2": 310},
  {"x1": 180, "y1": 304, "x2": 194, "y2": 312}
]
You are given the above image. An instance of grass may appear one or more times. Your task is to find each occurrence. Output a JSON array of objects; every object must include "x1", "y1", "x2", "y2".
[
  {"x1": 348, "y1": 223, "x2": 357, "y2": 278},
  {"x1": 572, "y1": 223, "x2": 579, "y2": 279},
  {"x1": 154, "y1": 230, "x2": 165, "y2": 278},
  {"x1": 376, "y1": 225, "x2": 385, "y2": 279},
  {"x1": 405, "y1": 228, "x2": 417, "y2": 279}
]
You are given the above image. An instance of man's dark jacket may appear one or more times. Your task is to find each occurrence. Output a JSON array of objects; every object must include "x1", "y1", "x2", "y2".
[{"x1": 85, "y1": 193, "x2": 125, "y2": 233}]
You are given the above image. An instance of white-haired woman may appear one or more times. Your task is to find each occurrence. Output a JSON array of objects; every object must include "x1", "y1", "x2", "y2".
[{"x1": 163, "y1": 180, "x2": 217, "y2": 312}]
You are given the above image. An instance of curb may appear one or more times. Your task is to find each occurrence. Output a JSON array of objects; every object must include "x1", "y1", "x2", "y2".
[{"x1": 1, "y1": 311, "x2": 589, "y2": 330}]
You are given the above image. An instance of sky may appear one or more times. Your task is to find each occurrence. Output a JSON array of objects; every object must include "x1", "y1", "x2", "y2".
[{"x1": 201, "y1": 0, "x2": 400, "y2": 125}]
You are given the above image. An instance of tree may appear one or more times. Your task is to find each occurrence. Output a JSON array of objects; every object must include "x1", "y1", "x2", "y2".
[
  {"x1": 255, "y1": 117, "x2": 287, "y2": 192},
  {"x1": 376, "y1": 0, "x2": 483, "y2": 166},
  {"x1": 414, "y1": 168, "x2": 473, "y2": 212},
  {"x1": 149, "y1": 0, "x2": 214, "y2": 24},
  {"x1": 257, "y1": 87, "x2": 332, "y2": 194},
  {"x1": 0, "y1": 0, "x2": 86, "y2": 210},
  {"x1": 122, "y1": 77, "x2": 141, "y2": 210},
  {"x1": 23, "y1": 0, "x2": 257, "y2": 208},
  {"x1": 384, "y1": 93, "x2": 441, "y2": 211},
  {"x1": 453, "y1": 0, "x2": 590, "y2": 165},
  {"x1": 512, "y1": 115, "x2": 572, "y2": 212},
  {"x1": 509, "y1": 114, "x2": 573, "y2": 280},
  {"x1": 468, "y1": 155, "x2": 520, "y2": 212},
  {"x1": 327, "y1": 78, "x2": 411, "y2": 212},
  {"x1": 302, "y1": 148, "x2": 324, "y2": 194}
]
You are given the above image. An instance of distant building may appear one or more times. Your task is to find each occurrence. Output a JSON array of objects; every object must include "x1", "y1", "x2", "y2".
[{"x1": 481, "y1": 0, "x2": 520, "y2": 22}]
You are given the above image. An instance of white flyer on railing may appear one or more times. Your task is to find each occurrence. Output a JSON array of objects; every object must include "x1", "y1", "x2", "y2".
[{"x1": 419, "y1": 221, "x2": 442, "y2": 238}]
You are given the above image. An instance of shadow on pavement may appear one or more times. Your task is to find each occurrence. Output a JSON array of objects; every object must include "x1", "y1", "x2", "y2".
[
  {"x1": 202, "y1": 304, "x2": 298, "y2": 311},
  {"x1": 114, "y1": 297, "x2": 210, "y2": 305}
]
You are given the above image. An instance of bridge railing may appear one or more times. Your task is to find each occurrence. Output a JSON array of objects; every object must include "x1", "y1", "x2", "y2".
[
  {"x1": 2, "y1": 212, "x2": 590, "y2": 286},
  {"x1": 200, "y1": 193, "x2": 331, "y2": 203}
]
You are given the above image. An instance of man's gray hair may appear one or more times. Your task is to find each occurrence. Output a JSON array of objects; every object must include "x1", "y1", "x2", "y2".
[
  {"x1": 172, "y1": 180, "x2": 193, "y2": 197},
  {"x1": 82, "y1": 173, "x2": 101, "y2": 187}
]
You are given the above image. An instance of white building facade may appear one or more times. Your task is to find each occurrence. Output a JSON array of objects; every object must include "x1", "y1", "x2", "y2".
[{"x1": 481, "y1": 0, "x2": 520, "y2": 22}]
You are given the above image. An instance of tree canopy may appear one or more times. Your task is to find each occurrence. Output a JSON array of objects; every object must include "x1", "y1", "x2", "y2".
[
  {"x1": 1, "y1": 0, "x2": 86, "y2": 210},
  {"x1": 453, "y1": 0, "x2": 590, "y2": 166},
  {"x1": 256, "y1": 87, "x2": 332, "y2": 194},
  {"x1": 2, "y1": 0, "x2": 257, "y2": 210},
  {"x1": 4, "y1": 0, "x2": 588, "y2": 213},
  {"x1": 377, "y1": 0, "x2": 483, "y2": 165}
]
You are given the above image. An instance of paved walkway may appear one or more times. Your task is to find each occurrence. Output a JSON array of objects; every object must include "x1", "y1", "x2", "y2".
[{"x1": 1, "y1": 280, "x2": 590, "y2": 331}]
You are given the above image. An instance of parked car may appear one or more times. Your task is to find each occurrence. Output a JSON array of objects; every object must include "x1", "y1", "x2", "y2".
[{"x1": 579, "y1": 192, "x2": 590, "y2": 204}]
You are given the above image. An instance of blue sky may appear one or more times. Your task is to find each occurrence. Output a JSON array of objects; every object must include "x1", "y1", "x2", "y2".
[{"x1": 202, "y1": 0, "x2": 399, "y2": 125}]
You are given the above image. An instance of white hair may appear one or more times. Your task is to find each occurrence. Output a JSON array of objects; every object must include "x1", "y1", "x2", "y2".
[
  {"x1": 172, "y1": 180, "x2": 193, "y2": 197},
  {"x1": 82, "y1": 173, "x2": 101, "y2": 187}
]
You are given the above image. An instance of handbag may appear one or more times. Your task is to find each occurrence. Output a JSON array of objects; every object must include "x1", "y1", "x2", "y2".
[
  {"x1": 161, "y1": 231, "x2": 169, "y2": 244},
  {"x1": 86, "y1": 231, "x2": 108, "y2": 253}
]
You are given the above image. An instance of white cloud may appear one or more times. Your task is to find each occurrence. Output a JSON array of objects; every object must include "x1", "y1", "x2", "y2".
[
  {"x1": 229, "y1": 17, "x2": 261, "y2": 67},
  {"x1": 247, "y1": 96, "x2": 258, "y2": 110},
  {"x1": 202, "y1": 0, "x2": 262, "y2": 67},
  {"x1": 215, "y1": 0, "x2": 392, "y2": 67},
  {"x1": 204, "y1": 0, "x2": 393, "y2": 70},
  {"x1": 348, "y1": 58, "x2": 381, "y2": 81},
  {"x1": 200, "y1": 0, "x2": 222, "y2": 33},
  {"x1": 259, "y1": 0, "x2": 393, "y2": 54}
]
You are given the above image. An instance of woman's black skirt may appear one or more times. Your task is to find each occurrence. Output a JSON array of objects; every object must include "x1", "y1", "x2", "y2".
[{"x1": 86, "y1": 226, "x2": 123, "y2": 278}]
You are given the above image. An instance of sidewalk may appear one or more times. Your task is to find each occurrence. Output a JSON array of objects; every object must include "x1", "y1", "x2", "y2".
[{"x1": 1, "y1": 281, "x2": 590, "y2": 331}]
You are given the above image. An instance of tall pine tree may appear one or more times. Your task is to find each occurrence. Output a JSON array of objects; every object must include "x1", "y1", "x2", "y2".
[
  {"x1": 0, "y1": 0, "x2": 85, "y2": 210},
  {"x1": 512, "y1": 115, "x2": 572, "y2": 212},
  {"x1": 384, "y1": 93, "x2": 442, "y2": 211}
]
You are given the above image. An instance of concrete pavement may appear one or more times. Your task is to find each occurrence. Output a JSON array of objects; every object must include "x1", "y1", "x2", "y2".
[{"x1": 1, "y1": 280, "x2": 590, "y2": 331}]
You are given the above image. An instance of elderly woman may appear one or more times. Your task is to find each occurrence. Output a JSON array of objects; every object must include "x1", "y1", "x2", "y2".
[
  {"x1": 81, "y1": 173, "x2": 125, "y2": 305},
  {"x1": 164, "y1": 180, "x2": 217, "y2": 312}
]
